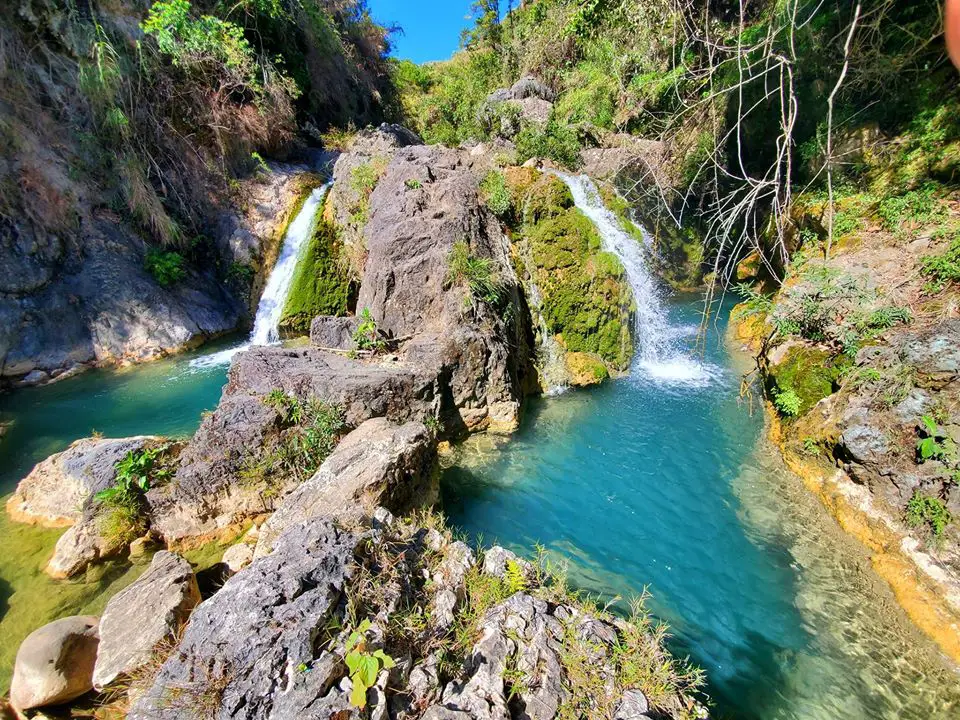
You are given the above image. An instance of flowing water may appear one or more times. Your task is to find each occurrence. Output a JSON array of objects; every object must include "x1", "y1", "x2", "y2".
[
  {"x1": 0, "y1": 178, "x2": 957, "y2": 713},
  {"x1": 442, "y1": 177, "x2": 960, "y2": 719},
  {"x1": 189, "y1": 183, "x2": 330, "y2": 369}
]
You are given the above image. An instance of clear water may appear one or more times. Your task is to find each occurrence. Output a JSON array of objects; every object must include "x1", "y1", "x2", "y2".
[{"x1": 441, "y1": 296, "x2": 959, "y2": 719}]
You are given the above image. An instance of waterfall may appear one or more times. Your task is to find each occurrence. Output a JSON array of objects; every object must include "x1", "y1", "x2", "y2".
[
  {"x1": 189, "y1": 184, "x2": 330, "y2": 369},
  {"x1": 551, "y1": 173, "x2": 713, "y2": 385}
]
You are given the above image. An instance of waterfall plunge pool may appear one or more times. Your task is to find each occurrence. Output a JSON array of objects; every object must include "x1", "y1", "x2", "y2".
[{"x1": 0, "y1": 179, "x2": 957, "y2": 715}]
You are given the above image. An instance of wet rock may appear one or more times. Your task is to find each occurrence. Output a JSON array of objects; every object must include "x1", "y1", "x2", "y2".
[
  {"x1": 565, "y1": 351, "x2": 609, "y2": 386},
  {"x1": 93, "y1": 551, "x2": 200, "y2": 690},
  {"x1": 46, "y1": 517, "x2": 122, "y2": 579},
  {"x1": 254, "y1": 418, "x2": 436, "y2": 557},
  {"x1": 10, "y1": 616, "x2": 100, "y2": 711},
  {"x1": 7, "y1": 436, "x2": 156, "y2": 527},
  {"x1": 128, "y1": 518, "x2": 358, "y2": 720}
]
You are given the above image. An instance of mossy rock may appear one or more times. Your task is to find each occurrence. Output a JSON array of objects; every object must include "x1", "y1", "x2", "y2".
[
  {"x1": 521, "y1": 174, "x2": 574, "y2": 226},
  {"x1": 527, "y1": 207, "x2": 633, "y2": 370},
  {"x1": 279, "y1": 219, "x2": 352, "y2": 334},
  {"x1": 564, "y1": 352, "x2": 609, "y2": 386},
  {"x1": 767, "y1": 345, "x2": 849, "y2": 415}
]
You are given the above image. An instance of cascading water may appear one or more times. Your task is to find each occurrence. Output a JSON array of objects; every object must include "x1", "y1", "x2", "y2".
[
  {"x1": 551, "y1": 172, "x2": 714, "y2": 385},
  {"x1": 189, "y1": 183, "x2": 330, "y2": 369}
]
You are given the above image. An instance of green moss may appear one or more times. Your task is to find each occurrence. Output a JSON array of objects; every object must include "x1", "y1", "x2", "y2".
[
  {"x1": 527, "y1": 208, "x2": 633, "y2": 370},
  {"x1": 279, "y1": 219, "x2": 351, "y2": 334},
  {"x1": 768, "y1": 346, "x2": 848, "y2": 416}
]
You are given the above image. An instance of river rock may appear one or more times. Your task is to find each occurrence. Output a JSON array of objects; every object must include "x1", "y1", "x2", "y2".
[
  {"x1": 46, "y1": 517, "x2": 123, "y2": 579},
  {"x1": 128, "y1": 518, "x2": 359, "y2": 720},
  {"x1": 147, "y1": 346, "x2": 442, "y2": 542},
  {"x1": 93, "y1": 551, "x2": 200, "y2": 690},
  {"x1": 7, "y1": 436, "x2": 156, "y2": 527},
  {"x1": 10, "y1": 615, "x2": 100, "y2": 711},
  {"x1": 254, "y1": 418, "x2": 436, "y2": 557}
]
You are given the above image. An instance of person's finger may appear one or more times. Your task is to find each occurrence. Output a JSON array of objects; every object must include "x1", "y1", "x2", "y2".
[{"x1": 946, "y1": 0, "x2": 960, "y2": 69}]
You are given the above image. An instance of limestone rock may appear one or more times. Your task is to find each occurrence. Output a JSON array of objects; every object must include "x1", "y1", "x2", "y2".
[
  {"x1": 565, "y1": 351, "x2": 609, "y2": 386},
  {"x1": 147, "y1": 346, "x2": 441, "y2": 542},
  {"x1": 310, "y1": 315, "x2": 360, "y2": 350},
  {"x1": 128, "y1": 518, "x2": 359, "y2": 720},
  {"x1": 93, "y1": 551, "x2": 200, "y2": 690},
  {"x1": 482, "y1": 545, "x2": 533, "y2": 580},
  {"x1": 254, "y1": 418, "x2": 436, "y2": 557},
  {"x1": 7, "y1": 436, "x2": 156, "y2": 527},
  {"x1": 615, "y1": 689, "x2": 651, "y2": 719},
  {"x1": 221, "y1": 542, "x2": 254, "y2": 573},
  {"x1": 46, "y1": 517, "x2": 122, "y2": 579},
  {"x1": 10, "y1": 616, "x2": 100, "y2": 711}
]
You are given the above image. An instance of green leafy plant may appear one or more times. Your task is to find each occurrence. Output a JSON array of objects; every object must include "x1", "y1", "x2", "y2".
[
  {"x1": 480, "y1": 170, "x2": 512, "y2": 218},
  {"x1": 352, "y1": 308, "x2": 386, "y2": 353},
  {"x1": 95, "y1": 445, "x2": 172, "y2": 544},
  {"x1": 344, "y1": 620, "x2": 396, "y2": 709},
  {"x1": 733, "y1": 283, "x2": 773, "y2": 317},
  {"x1": 404, "y1": 178, "x2": 423, "y2": 190},
  {"x1": 905, "y1": 491, "x2": 952, "y2": 539},
  {"x1": 916, "y1": 415, "x2": 956, "y2": 462},
  {"x1": 772, "y1": 388, "x2": 802, "y2": 418},
  {"x1": 921, "y1": 231, "x2": 960, "y2": 293},
  {"x1": 145, "y1": 249, "x2": 186, "y2": 287},
  {"x1": 446, "y1": 239, "x2": 506, "y2": 310},
  {"x1": 504, "y1": 559, "x2": 528, "y2": 594},
  {"x1": 802, "y1": 437, "x2": 821, "y2": 457}
]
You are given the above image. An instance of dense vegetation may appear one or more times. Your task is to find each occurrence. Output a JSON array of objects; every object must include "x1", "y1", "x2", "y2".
[
  {"x1": 394, "y1": 0, "x2": 958, "y2": 287},
  {"x1": 1, "y1": 0, "x2": 396, "y2": 281}
]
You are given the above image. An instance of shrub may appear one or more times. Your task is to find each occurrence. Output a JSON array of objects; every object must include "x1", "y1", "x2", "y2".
[
  {"x1": 343, "y1": 619, "x2": 396, "y2": 709},
  {"x1": 480, "y1": 170, "x2": 512, "y2": 218},
  {"x1": 351, "y1": 308, "x2": 386, "y2": 353},
  {"x1": 905, "y1": 491, "x2": 952, "y2": 539},
  {"x1": 95, "y1": 444, "x2": 173, "y2": 545},
  {"x1": 446, "y1": 240, "x2": 507, "y2": 310},
  {"x1": 921, "y1": 231, "x2": 960, "y2": 293},
  {"x1": 145, "y1": 249, "x2": 186, "y2": 287},
  {"x1": 772, "y1": 388, "x2": 802, "y2": 417},
  {"x1": 515, "y1": 118, "x2": 582, "y2": 169},
  {"x1": 876, "y1": 184, "x2": 944, "y2": 232}
]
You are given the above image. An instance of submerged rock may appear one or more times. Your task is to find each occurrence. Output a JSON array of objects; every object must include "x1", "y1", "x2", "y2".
[
  {"x1": 7, "y1": 436, "x2": 156, "y2": 527},
  {"x1": 10, "y1": 615, "x2": 100, "y2": 711},
  {"x1": 254, "y1": 418, "x2": 436, "y2": 556},
  {"x1": 93, "y1": 551, "x2": 200, "y2": 690}
]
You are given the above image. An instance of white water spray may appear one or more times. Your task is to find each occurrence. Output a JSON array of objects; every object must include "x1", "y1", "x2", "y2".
[
  {"x1": 189, "y1": 183, "x2": 330, "y2": 369},
  {"x1": 552, "y1": 173, "x2": 715, "y2": 385}
]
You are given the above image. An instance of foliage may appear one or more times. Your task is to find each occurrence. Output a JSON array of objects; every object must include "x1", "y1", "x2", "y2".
[
  {"x1": 280, "y1": 219, "x2": 351, "y2": 333},
  {"x1": 921, "y1": 231, "x2": 960, "y2": 293},
  {"x1": 351, "y1": 308, "x2": 386, "y2": 353},
  {"x1": 514, "y1": 118, "x2": 582, "y2": 169},
  {"x1": 480, "y1": 170, "x2": 512, "y2": 219},
  {"x1": 876, "y1": 184, "x2": 945, "y2": 233},
  {"x1": 343, "y1": 619, "x2": 396, "y2": 708},
  {"x1": 905, "y1": 491, "x2": 952, "y2": 539},
  {"x1": 733, "y1": 283, "x2": 773, "y2": 317},
  {"x1": 916, "y1": 415, "x2": 957, "y2": 464},
  {"x1": 95, "y1": 444, "x2": 173, "y2": 545},
  {"x1": 242, "y1": 392, "x2": 346, "y2": 496},
  {"x1": 446, "y1": 240, "x2": 507, "y2": 311},
  {"x1": 772, "y1": 388, "x2": 801, "y2": 418},
  {"x1": 144, "y1": 249, "x2": 186, "y2": 287}
]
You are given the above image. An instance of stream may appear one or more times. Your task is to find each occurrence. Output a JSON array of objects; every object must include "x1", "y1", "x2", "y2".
[{"x1": 0, "y1": 180, "x2": 957, "y2": 716}]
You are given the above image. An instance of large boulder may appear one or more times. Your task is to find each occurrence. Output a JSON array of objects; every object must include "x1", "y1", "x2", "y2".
[
  {"x1": 355, "y1": 143, "x2": 535, "y2": 433},
  {"x1": 7, "y1": 436, "x2": 156, "y2": 527},
  {"x1": 128, "y1": 518, "x2": 359, "y2": 720},
  {"x1": 310, "y1": 315, "x2": 360, "y2": 350},
  {"x1": 46, "y1": 517, "x2": 123, "y2": 579},
  {"x1": 93, "y1": 551, "x2": 201, "y2": 690},
  {"x1": 10, "y1": 616, "x2": 100, "y2": 711},
  {"x1": 254, "y1": 418, "x2": 436, "y2": 557},
  {"x1": 147, "y1": 346, "x2": 442, "y2": 542}
]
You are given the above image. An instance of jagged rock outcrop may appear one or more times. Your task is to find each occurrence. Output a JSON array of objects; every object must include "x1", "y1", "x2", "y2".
[
  {"x1": 339, "y1": 136, "x2": 536, "y2": 433},
  {"x1": 6, "y1": 435, "x2": 156, "y2": 527},
  {"x1": 254, "y1": 418, "x2": 436, "y2": 556},
  {"x1": 146, "y1": 347, "x2": 442, "y2": 541},
  {"x1": 92, "y1": 551, "x2": 200, "y2": 690},
  {"x1": 128, "y1": 518, "x2": 359, "y2": 720},
  {"x1": 10, "y1": 616, "x2": 100, "y2": 711},
  {"x1": 481, "y1": 76, "x2": 557, "y2": 138}
]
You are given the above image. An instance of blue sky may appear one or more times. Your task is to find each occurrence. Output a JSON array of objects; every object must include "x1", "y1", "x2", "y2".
[{"x1": 368, "y1": 1, "x2": 506, "y2": 64}]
